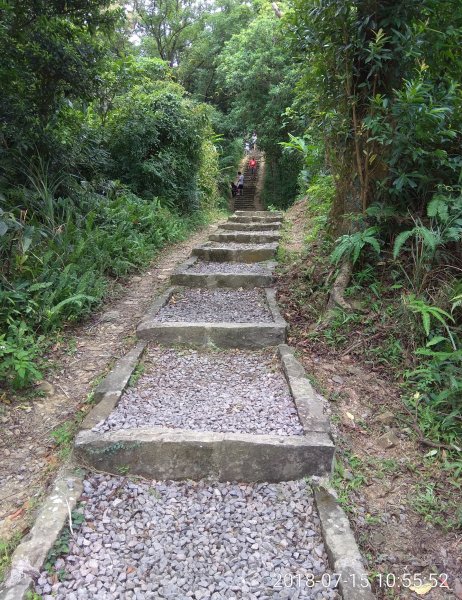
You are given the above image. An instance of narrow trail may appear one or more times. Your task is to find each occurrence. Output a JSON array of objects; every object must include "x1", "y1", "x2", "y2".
[{"x1": 1, "y1": 172, "x2": 372, "y2": 600}]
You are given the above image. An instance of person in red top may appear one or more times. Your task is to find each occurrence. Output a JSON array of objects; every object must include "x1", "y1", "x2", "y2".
[{"x1": 249, "y1": 157, "x2": 257, "y2": 175}]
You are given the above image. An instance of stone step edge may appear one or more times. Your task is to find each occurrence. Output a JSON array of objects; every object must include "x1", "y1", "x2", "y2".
[
  {"x1": 170, "y1": 256, "x2": 276, "y2": 289},
  {"x1": 209, "y1": 232, "x2": 281, "y2": 243},
  {"x1": 192, "y1": 242, "x2": 278, "y2": 263},
  {"x1": 234, "y1": 210, "x2": 284, "y2": 218},
  {"x1": 135, "y1": 287, "x2": 287, "y2": 348},
  {"x1": 74, "y1": 427, "x2": 334, "y2": 482},
  {"x1": 229, "y1": 215, "x2": 282, "y2": 223},
  {"x1": 221, "y1": 222, "x2": 282, "y2": 231}
]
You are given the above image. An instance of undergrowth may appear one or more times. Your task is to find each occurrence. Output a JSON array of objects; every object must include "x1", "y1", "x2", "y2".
[
  {"x1": 0, "y1": 194, "x2": 221, "y2": 390},
  {"x1": 277, "y1": 202, "x2": 462, "y2": 531}
]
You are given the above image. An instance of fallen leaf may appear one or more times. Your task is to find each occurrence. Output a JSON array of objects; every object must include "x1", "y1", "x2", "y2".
[
  {"x1": 409, "y1": 582, "x2": 433, "y2": 595},
  {"x1": 126, "y1": 566, "x2": 136, "y2": 574}
]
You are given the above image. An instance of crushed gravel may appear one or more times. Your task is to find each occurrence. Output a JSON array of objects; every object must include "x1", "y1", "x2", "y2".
[
  {"x1": 36, "y1": 476, "x2": 341, "y2": 600},
  {"x1": 204, "y1": 242, "x2": 276, "y2": 250},
  {"x1": 187, "y1": 261, "x2": 273, "y2": 275},
  {"x1": 155, "y1": 289, "x2": 273, "y2": 323},
  {"x1": 216, "y1": 230, "x2": 280, "y2": 237},
  {"x1": 93, "y1": 347, "x2": 303, "y2": 436}
]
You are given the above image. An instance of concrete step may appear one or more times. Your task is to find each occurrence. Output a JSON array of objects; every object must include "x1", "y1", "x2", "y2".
[
  {"x1": 235, "y1": 211, "x2": 284, "y2": 218},
  {"x1": 229, "y1": 215, "x2": 282, "y2": 223},
  {"x1": 209, "y1": 231, "x2": 281, "y2": 244},
  {"x1": 171, "y1": 256, "x2": 276, "y2": 289},
  {"x1": 192, "y1": 241, "x2": 278, "y2": 263},
  {"x1": 75, "y1": 344, "x2": 333, "y2": 481},
  {"x1": 136, "y1": 287, "x2": 286, "y2": 349},
  {"x1": 221, "y1": 221, "x2": 282, "y2": 231}
]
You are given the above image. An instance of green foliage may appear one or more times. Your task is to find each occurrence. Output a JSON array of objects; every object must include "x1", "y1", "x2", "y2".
[
  {"x1": 332, "y1": 453, "x2": 368, "y2": 514},
  {"x1": 304, "y1": 175, "x2": 335, "y2": 242},
  {"x1": 0, "y1": 187, "x2": 211, "y2": 389},
  {"x1": 0, "y1": 532, "x2": 23, "y2": 585},
  {"x1": 216, "y1": 7, "x2": 301, "y2": 207},
  {"x1": 412, "y1": 482, "x2": 462, "y2": 530},
  {"x1": 366, "y1": 74, "x2": 462, "y2": 209},
  {"x1": 0, "y1": 322, "x2": 43, "y2": 388},
  {"x1": 105, "y1": 82, "x2": 208, "y2": 212},
  {"x1": 403, "y1": 294, "x2": 462, "y2": 447},
  {"x1": 0, "y1": 0, "x2": 123, "y2": 176},
  {"x1": 391, "y1": 194, "x2": 462, "y2": 292},
  {"x1": 331, "y1": 227, "x2": 381, "y2": 265},
  {"x1": 0, "y1": 1, "x2": 221, "y2": 392},
  {"x1": 405, "y1": 295, "x2": 454, "y2": 342}
]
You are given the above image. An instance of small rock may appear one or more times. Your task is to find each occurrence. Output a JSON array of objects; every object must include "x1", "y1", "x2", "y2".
[
  {"x1": 101, "y1": 311, "x2": 120, "y2": 323},
  {"x1": 332, "y1": 375, "x2": 344, "y2": 385},
  {"x1": 377, "y1": 431, "x2": 400, "y2": 449}
]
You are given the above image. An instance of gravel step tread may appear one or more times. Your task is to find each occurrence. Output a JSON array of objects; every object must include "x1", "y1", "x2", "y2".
[
  {"x1": 202, "y1": 243, "x2": 277, "y2": 250},
  {"x1": 93, "y1": 347, "x2": 303, "y2": 436},
  {"x1": 186, "y1": 262, "x2": 273, "y2": 275},
  {"x1": 36, "y1": 476, "x2": 341, "y2": 600},
  {"x1": 154, "y1": 289, "x2": 273, "y2": 323},
  {"x1": 215, "y1": 230, "x2": 280, "y2": 236}
]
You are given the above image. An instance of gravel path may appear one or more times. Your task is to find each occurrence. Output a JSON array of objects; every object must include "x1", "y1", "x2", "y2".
[
  {"x1": 93, "y1": 348, "x2": 303, "y2": 436},
  {"x1": 187, "y1": 261, "x2": 273, "y2": 275},
  {"x1": 155, "y1": 289, "x2": 273, "y2": 323},
  {"x1": 36, "y1": 475, "x2": 341, "y2": 600}
]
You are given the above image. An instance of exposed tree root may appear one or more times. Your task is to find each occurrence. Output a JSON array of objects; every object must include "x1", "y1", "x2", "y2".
[{"x1": 326, "y1": 260, "x2": 353, "y2": 316}]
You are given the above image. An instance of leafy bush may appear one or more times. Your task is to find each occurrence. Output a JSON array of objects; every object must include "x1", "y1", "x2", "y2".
[
  {"x1": 305, "y1": 174, "x2": 335, "y2": 242},
  {"x1": 105, "y1": 83, "x2": 206, "y2": 213},
  {"x1": 403, "y1": 293, "x2": 462, "y2": 447},
  {"x1": 0, "y1": 322, "x2": 43, "y2": 389},
  {"x1": 0, "y1": 186, "x2": 211, "y2": 389}
]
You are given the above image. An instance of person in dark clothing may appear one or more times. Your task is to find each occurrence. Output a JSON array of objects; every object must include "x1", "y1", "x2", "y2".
[{"x1": 231, "y1": 182, "x2": 238, "y2": 197}]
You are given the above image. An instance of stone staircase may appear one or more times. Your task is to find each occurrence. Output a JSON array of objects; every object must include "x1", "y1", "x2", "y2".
[
  {"x1": 75, "y1": 209, "x2": 334, "y2": 480},
  {"x1": 3, "y1": 209, "x2": 375, "y2": 600},
  {"x1": 232, "y1": 154, "x2": 261, "y2": 211}
]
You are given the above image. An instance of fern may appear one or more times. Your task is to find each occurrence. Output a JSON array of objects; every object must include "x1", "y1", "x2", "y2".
[
  {"x1": 331, "y1": 227, "x2": 381, "y2": 265},
  {"x1": 393, "y1": 225, "x2": 440, "y2": 259},
  {"x1": 406, "y1": 294, "x2": 456, "y2": 349},
  {"x1": 427, "y1": 195, "x2": 449, "y2": 222},
  {"x1": 46, "y1": 294, "x2": 96, "y2": 319}
]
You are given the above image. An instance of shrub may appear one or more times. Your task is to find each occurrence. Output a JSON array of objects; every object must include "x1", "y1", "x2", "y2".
[{"x1": 105, "y1": 83, "x2": 206, "y2": 213}]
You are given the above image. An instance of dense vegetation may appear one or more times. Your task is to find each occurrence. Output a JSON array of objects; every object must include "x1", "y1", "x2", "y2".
[
  {"x1": 0, "y1": 1, "x2": 224, "y2": 388},
  {"x1": 282, "y1": 0, "x2": 462, "y2": 470},
  {"x1": 1, "y1": 0, "x2": 460, "y2": 523}
]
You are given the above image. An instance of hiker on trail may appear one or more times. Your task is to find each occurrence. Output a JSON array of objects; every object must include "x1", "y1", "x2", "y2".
[
  {"x1": 244, "y1": 141, "x2": 250, "y2": 155},
  {"x1": 251, "y1": 131, "x2": 257, "y2": 151},
  {"x1": 237, "y1": 171, "x2": 244, "y2": 196},
  {"x1": 230, "y1": 181, "x2": 238, "y2": 197},
  {"x1": 249, "y1": 157, "x2": 257, "y2": 175}
]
